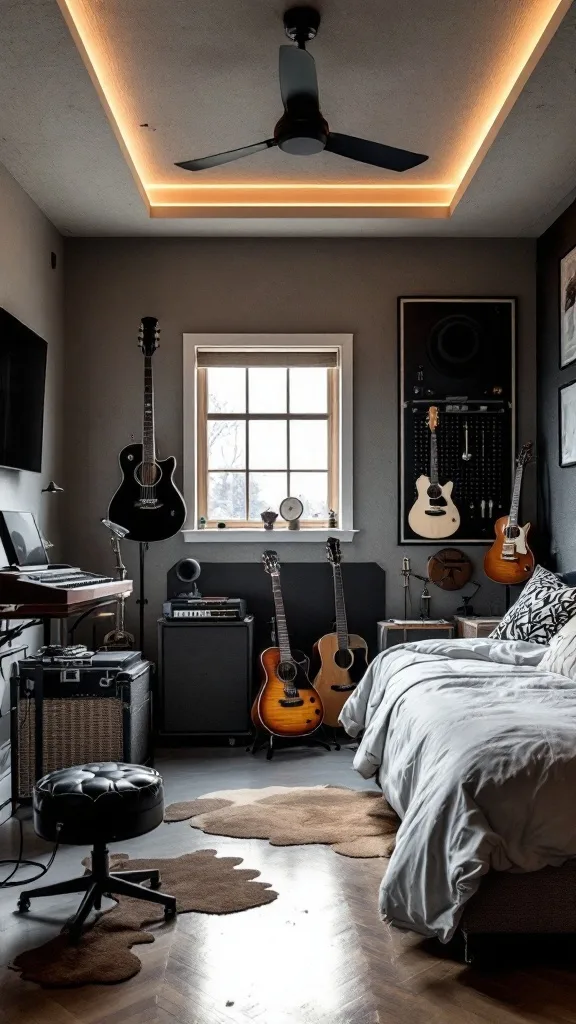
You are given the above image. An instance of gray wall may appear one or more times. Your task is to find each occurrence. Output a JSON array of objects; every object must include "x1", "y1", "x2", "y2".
[
  {"x1": 0, "y1": 162, "x2": 64, "y2": 820},
  {"x1": 63, "y1": 237, "x2": 536, "y2": 655},
  {"x1": 537, "y1": 198, "x2": 576, "y2": 571}
]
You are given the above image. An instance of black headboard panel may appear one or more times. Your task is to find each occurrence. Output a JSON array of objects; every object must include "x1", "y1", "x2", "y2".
[{"x1": 186, "y1": 561, "x2": 386, "y2": 661}]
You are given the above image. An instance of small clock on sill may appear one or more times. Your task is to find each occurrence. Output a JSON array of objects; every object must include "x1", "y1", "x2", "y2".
[{"x1": 279, "y1": 496, "x2": 304, "y2": 531}]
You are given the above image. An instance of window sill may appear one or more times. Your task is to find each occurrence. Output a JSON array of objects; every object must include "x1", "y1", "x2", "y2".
[{"x1": 182, "y1": 528, "x2": 358, "y2": 543}]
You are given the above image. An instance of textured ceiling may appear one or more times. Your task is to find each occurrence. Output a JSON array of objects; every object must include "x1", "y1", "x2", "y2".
[
  {"x1": 0, "y1": 0, "x2": 575, "y2": 234},
  {"x1": 60, "y1": 0, "x2": 556, "y2": 185}
]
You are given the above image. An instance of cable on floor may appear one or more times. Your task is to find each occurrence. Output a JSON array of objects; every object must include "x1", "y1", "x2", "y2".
[{"x1": 0, "y1": 814, "x2": 61, "y2": 889}]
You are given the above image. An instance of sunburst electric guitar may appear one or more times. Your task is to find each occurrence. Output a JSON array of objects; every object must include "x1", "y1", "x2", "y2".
[
  {"x1": 312, "y1": 538, "x2": 369, "y2": 728},
  {"x1": 408, "y1": 406, "x2": 460, "y2": 540},
  {"x1": 484, "y1": 442, "x2": 535, "y2": 585},
  {"x1": 252, "y1": 550, "x2": 324, "y2": 737}
]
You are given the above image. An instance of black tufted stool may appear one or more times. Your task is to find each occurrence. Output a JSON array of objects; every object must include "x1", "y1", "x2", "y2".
[{"x1": 17, "y1": 762, "x2": 177, "y2": 941}]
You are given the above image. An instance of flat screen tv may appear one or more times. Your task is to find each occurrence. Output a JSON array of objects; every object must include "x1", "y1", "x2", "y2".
[{"x1": 0, "y1": 308, "x2": 47, "y2": 472}]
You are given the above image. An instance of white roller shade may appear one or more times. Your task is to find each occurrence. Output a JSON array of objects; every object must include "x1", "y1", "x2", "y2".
[{"x1": 197, "y1": 349, "x2": 339, "y2": 368}]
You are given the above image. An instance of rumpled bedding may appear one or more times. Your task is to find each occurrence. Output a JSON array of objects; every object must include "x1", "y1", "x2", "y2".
[{"x1": 340, "y1": 637, "x2": 576, "y2": 941}]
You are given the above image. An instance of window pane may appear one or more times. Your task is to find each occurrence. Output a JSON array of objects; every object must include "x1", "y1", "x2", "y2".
[
  {"x1": 207, "y1": 420, "x2": 245, "y2": 469},
  {"x1": 248, "y1": 368, "x2": 287, "y2": 413},
  {"x1": 248, "y1": 472, "x2": 288, "y2": 520},
  {"x1": 249, "y1": 420, "x2": 287, "y2": 469},
  {"x1": 290, "y1": 472, "x2": 329, "y2": 519},
  {"x1": 290, "y1": 420, "x2": 327, "y2": 469},
  {"x1": 208, "y1": 473, "x2": 246, "y2": 520},
  {"x1": 207, "y1": 368, "x2": 246, "y2": 413},
  {"x1": 289, "y1": 367, "x2": 328, "y2": 413}
]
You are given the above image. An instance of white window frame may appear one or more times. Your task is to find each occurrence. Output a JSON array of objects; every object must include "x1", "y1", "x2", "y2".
[{"x1": 182, "y1": 333, "x2": 355, "y2": 542}]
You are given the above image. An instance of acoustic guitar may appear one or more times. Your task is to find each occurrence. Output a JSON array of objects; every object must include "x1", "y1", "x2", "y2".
[
  {"x1": 252, "y1": 550, "x2": 324, "y2": 737},
  {"x1": 312, "y1": 538, "x2": 369, "y2": 728},
  {"x1": 108, "y1": 317, "x2": 186, "y2": 543},
  {"x1": 484, "y1": 442, "x2": 534, "y2": 585},
  {"x1": 408, "y1": 406, "x2": 460, "y2": 540}
]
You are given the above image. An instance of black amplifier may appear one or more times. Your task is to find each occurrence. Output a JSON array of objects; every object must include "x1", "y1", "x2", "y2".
[
  {"x1": 12, "y1": 648, "x2": 151, "y2": 801},
  {"x1": 162, "y1": 597, "x2": 247, "y2": 621}
]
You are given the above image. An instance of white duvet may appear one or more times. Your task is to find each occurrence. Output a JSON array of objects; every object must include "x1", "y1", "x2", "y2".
[{"x1": 340, "y1": 637, "x2": 576, "y2": 942}]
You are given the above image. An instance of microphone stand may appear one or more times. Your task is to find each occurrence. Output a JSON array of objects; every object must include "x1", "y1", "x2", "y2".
[
  {"x1": 101, "y1": 520, "x2": 134, "y2": 649},
  {"x1": 400, "y1": 558, "x2": 434, "y2": 621}
]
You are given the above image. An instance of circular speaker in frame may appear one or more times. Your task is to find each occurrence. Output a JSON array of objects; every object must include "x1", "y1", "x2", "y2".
[{"x1": 427, "y1": 315, "x2": 481, "y2": 378}]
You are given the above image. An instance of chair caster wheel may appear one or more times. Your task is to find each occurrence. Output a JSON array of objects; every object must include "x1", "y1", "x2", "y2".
[
  {"x1": 164, "y1": 902, "x2": 177, "y2": 920},
  {"x1": 16, "y1": 897, "x2": 30, "y2": 913}
]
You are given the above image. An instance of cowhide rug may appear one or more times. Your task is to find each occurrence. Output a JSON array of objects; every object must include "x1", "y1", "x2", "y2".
[
  {"x1": 165, "y1": 786, "x2": 399, "y2": 858},
  {"x1": 13, "y1": 849, "x2": 277, "y2": 988}
]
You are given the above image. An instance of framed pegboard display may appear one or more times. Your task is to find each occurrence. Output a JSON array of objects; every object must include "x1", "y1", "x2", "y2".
[{"x1": 399, "y1": 298, "x2": 516, "y2": 544}]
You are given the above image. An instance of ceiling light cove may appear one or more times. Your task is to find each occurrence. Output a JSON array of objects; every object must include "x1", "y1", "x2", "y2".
[{"x1": 55, "y1": 0, "x2": 572, "y2": 221}]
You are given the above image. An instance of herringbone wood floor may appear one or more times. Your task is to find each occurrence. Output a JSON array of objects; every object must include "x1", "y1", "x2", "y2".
[{"x1": 2, "y1": 748, "x2": 576, "y2": 1023}]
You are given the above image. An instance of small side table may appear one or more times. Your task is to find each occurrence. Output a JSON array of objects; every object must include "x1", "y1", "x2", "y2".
[
  {"x1": 454, "y1": 616, "x2": 502, "y2": 639},
  {"x1": 377, "y1": 619, "x2": 455, "y2": 652}
]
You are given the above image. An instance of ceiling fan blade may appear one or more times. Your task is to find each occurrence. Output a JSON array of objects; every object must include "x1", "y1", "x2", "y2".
[
  {"x1": 176, "y1": 139, "x2": 276, "y2": 172},
  {"x1": 326, "y1": 132, "x2": 428, "y2": 172},
  {"x1": 279, "y1": 44, "x2": 319, "y2": 108}
]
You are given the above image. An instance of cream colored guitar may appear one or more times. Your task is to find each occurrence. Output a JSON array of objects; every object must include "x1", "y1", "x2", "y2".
[{"x1": 408, "y1": 406, "x2": 460, "y2": 540}]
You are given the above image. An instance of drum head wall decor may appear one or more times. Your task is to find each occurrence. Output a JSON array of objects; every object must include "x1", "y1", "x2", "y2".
[{"x1": 398, "y1": 298, "x2": 516, "y2": 544}]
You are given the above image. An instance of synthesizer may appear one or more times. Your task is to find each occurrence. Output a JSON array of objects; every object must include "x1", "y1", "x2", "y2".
[{"x1": 0, "y1": 565, "x2": 133, "y2": 614}]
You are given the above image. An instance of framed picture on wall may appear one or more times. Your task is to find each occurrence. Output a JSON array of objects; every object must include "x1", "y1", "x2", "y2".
[
  {"x1": 560, "y1": 245, "x2": 576, "y2": 368},
  {"x1": 559, "y1": 379, "x2": 576, "y2": 467}
]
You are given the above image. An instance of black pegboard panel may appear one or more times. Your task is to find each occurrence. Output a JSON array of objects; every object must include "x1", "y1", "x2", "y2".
[{"x1": 399, "y1": 298, "x2": 516, "y2": 543}]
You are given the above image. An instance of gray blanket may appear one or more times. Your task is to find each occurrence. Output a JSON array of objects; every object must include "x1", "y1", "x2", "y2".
[{"x1": 340, "y1": 637, "x2": 576, "y2": 942}]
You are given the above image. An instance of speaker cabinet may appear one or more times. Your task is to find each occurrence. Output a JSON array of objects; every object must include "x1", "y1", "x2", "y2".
[
  {"x1": 158, "y1": 618, "x2": 253, "y2": 737},
  {"x1": 399, "y1": 297, "x2": 516, "y2": 544}
]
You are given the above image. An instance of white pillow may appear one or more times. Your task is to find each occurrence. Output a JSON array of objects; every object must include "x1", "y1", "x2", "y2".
[{"x1": 540, "y1": 615, "x2": 576, "y2": 678}]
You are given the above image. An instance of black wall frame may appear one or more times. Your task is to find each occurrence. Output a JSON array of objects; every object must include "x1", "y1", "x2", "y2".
[{"x1": 399, "y1": 297, "x2": 517, "y2": 544}]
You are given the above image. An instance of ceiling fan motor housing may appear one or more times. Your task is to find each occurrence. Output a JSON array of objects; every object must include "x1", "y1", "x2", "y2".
[{"x1": 274, "y1": 111, "x2": 328, "y2": 155}]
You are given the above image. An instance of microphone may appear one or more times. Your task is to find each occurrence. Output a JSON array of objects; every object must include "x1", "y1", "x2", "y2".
[{"x1": 101, "y1": 518, "x2": 129, "y2": 539}]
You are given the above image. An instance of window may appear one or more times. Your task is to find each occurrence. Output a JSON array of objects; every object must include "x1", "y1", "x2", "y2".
[{"x1": 183, "y1": 335, "x2": 353, "y2": 537}]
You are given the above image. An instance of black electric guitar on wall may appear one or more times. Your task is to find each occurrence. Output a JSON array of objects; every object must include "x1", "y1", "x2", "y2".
[{"x1": 108, "y1": 317, "x2": 186, "y2": 542}]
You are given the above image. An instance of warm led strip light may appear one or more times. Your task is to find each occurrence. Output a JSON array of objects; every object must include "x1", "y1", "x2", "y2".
[{"x1": 56, "y1": 0, "x2": 572, "y2": 219}]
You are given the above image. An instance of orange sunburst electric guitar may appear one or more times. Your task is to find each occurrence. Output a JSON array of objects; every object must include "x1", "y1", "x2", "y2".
[
  {"x1": 483, "y1": 442, "x2": 535, "y2": 585},
  {"x1": 312, "y1": 538, "x2": 369, "y2": 728},
  {"x1": 252, "y1": 550, "x2": 324, "y2": 737}
]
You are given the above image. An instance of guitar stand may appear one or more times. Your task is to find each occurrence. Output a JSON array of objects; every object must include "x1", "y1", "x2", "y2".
[
  {"x1": 322, "y1": 725, "x2": 341, "y2": 751},
  {"x1": 249, "y1": 729, "x2": 333, "y2": 761},
  {"x1": 137, "y1": 542, "x2": 149, "y2": 654}
]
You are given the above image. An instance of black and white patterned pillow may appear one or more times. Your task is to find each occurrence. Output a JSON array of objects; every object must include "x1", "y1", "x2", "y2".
[{"x1": 489, "y1": 565, "x2": 576, "y2": 645}]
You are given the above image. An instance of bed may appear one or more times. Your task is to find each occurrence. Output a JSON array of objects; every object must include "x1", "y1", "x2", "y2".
[{"x1": 340, "y1": 633, "x2": 576, "y2": 952}]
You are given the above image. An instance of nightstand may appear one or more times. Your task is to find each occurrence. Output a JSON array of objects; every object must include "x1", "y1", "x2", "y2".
[
  {"x1": 377, "y1": 619, "x2": 455, "y2": 652},
  {"x1": 454, "y1": 616, "x2": 502, "y2": 639}
]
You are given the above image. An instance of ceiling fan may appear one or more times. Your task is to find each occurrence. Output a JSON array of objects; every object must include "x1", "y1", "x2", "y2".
[{"x1": 175, "y1": 6, "x2": 429, "y2": 174}]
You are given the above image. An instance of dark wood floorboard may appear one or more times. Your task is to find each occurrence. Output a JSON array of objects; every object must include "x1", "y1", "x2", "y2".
[{"x1": 1, "y1": 747, "x2": 576, "y2": 1023}]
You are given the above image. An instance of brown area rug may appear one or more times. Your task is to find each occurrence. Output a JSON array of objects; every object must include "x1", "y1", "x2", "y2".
[
  {"x1": 166, "y1": 786, "x2": 399, "y2": 858},
  {"x1": 13, "y1": 849, "x2": 277, "y2": 988}
]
